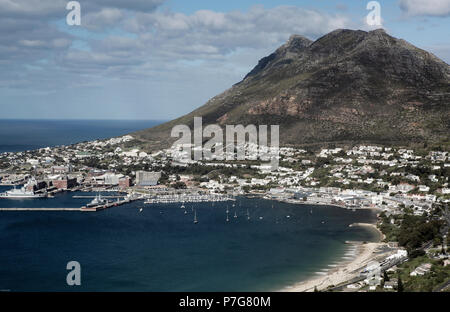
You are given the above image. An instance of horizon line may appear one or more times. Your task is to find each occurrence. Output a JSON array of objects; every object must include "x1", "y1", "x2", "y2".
[{"x1": 0, "y1": 118, "x2": 170, "y2": 121}]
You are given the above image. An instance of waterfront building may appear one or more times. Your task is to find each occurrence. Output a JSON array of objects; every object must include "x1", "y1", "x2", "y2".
[
  {"x1": 25, "y1": 178, "x2": 47, "y2": 192},
  {"x1": 119, "y1": 177, "x2": 132, "y2": 189},
  {"x1": 51, "y1": 176, "x2": 77, "y2": 190},
  {"x1": 51, "y1": 164, "x2": 73, "y2": 174},
  {"x1": 136, "y1": 171, "x2": 162, "y2": 187}
]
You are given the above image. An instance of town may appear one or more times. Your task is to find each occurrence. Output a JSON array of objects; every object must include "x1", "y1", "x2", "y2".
[{"x1": 0, "y1": 135, "x2": 449, "y2": 291}]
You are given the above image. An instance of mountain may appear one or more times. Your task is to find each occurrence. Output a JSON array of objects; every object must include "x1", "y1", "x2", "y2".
[{"x1": 133, "y1": 29, "x2": 450, "y2": 151}]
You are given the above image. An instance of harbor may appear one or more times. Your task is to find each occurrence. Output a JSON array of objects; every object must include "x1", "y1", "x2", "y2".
[
  {"x1": 0, "y1": 181, "x2": 237, "y2": 212},
  {"x1": 0, "y1": 195, "x2": 380, "y2": 291}
]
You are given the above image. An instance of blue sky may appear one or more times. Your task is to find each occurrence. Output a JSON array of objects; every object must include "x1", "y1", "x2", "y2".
[{"x1": 0, "y1": 0, "x2": 449, "y2": 120}]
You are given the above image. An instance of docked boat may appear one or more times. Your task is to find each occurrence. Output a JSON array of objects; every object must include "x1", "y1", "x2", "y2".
[
  {"x1": 86, "y1": 194, "x2": 108, "y2": 208},
  {"x1": 194, "y1": 209, "x2": 198, "y2": 224},
  {"x1": 0, "y1": 186, "x2": 46, "y2": 199}
]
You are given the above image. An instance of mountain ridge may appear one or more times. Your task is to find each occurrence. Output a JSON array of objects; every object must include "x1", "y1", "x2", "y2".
[{"x1": 132, "y1": 28, "x2": 450, "y2": 151}]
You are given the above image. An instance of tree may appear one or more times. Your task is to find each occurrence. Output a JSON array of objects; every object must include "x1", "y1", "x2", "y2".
[
  {"x1": 408, "y1": 249, "x2": 425, "y2": 258},
  {"x1": 397, "y1": 276, "x2": 404, "y2": 292},
  {"x1": 172, "y1": 181, "x2": 187, "y2": 189},
  {"x1": 383, "y1": 271, "x2": 390, "y2": 282}
]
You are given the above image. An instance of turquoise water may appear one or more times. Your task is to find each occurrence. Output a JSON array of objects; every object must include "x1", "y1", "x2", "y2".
[
  {"x1": 0, "y1": 187, "x2": 378, "y2": 292},
  {"x1": 0, "y1": 119, "x2": 164, "y2": 154}
]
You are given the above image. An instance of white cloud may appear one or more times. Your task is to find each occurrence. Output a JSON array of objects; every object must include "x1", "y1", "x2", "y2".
[
  {"x1": 83, "y1": 8, "x2": 125, "y2": 30},
  {"x1": 19, "y1": 39, "x2": 45, "y2": 47},
  {"x1": 123, "y1": 6, "x2": 350, "y2": 58},
  {"x1": 0, "y1": 3, "x2": 355, "y2": 118},
  {"x1": 0, "y1": 0, "x2": 67, "y2": 18},
  {"x1": 399, "y1": 0, "x2": 450, "y2": 17}
]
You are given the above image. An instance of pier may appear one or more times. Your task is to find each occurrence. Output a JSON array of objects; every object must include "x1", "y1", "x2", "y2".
[
  {"x1": 80, "y1": 197, "x2": 140, "y2": 212},
  {"x1": 0, "y1": 208, "x2": 81, "y2": 211},
  {"x1": 143, "y1": 193, "x2": 234, "y2": 204},
  {"x1": 73, "y1": 195, "x2": 126, "y2": 199}
]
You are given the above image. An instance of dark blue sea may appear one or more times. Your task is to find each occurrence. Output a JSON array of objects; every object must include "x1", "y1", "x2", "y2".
[
  {"x1": 0, "y1": 187, "x2": 379, "y2": 292},
  {"x1": 0, "y1": 119, "x2": 164, "y2": 154},
  {"x1": 0, "y1": 120, "x2": 379, "y2": 291}
]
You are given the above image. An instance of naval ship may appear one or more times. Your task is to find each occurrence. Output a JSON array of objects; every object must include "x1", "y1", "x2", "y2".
[{"x1": 0, "y1": 185, "x2": 47, "y2": 199}]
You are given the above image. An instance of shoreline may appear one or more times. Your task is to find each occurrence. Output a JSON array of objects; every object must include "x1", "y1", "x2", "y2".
[
  {"x1": 266, "y1": 195, "x2": 384, "y2": 213},
  {"x1": 281, "y1": 221, "x2": 385, "y2": 292},
  {"x1": 350, "y1": 222, "x2": 385, "y2": 242}
]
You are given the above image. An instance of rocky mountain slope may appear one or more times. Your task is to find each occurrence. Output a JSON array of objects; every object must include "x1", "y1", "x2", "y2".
[{"x1": 133, "y1": 29, "x2": 450, "y2": 150}]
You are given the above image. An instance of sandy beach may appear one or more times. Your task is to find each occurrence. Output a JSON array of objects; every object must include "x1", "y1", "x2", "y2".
[{"x1": 283, "y1": 223, "x2": 385, "y2": 292}]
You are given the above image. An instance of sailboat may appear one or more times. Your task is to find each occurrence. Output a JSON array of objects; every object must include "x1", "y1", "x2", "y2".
[
  {"x1": 246, "y1": 208, "x2": 250, "y2": 220},
  {"x1": 234, "y1": 211, "x2": 238, "y2": 218},
  {"x1": 139, "y1": 207, "x2": 143, "y2": 213},
  {"x1": 194, "y1": 210, "x2": 198, "y2": 224},
  {"x1": 226, "y1": 210, "x2": 230, "y2": 222}
]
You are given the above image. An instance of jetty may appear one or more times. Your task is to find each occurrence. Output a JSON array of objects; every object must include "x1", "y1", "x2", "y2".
[
  {"x1": 80, "y1": 196, "x2": 140, "y2": 212},
  {"x1": 0, "y1": 199, "x2": 134, "y2": 212},
  {"x1": 73, "y1": 195, "x2": 126, "y2": 199},
  {"x1": 143, "y1": 193, "x2": 234, "y2": 204},
  {"x1": 0, "y1": 208, "x2": 80, "y2": 211}
]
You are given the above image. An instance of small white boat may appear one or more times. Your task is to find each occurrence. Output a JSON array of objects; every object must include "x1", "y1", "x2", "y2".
[{"x1": 194, "y1": 210, "x2": 198, "y2": 224}]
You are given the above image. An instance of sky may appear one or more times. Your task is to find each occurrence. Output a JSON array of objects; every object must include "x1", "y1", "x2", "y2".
[{"x1": 0, "y1": 0, "x2": 449, "y2": 120}]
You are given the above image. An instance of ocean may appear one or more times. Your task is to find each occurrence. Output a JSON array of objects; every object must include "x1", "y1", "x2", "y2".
[
  {"x1": 0, "y1": 120, "x2": 378, "y2": 291},
  {"x1": 0, "y1": 188, "x2": 378, "y2": 292},
  {"x1": 0, "y1": 119, "x2": 164, "y2": 154}
]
